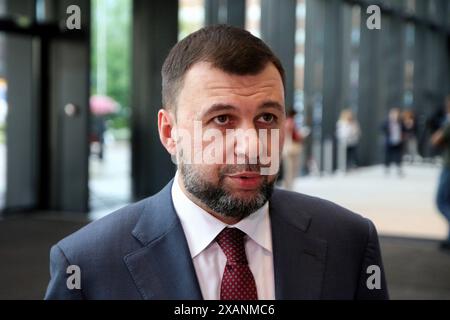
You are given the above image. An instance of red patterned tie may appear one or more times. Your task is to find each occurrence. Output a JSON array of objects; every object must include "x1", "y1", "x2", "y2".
[{"x1": 216, "y1": 228, "x2": 258, "y2": 300}]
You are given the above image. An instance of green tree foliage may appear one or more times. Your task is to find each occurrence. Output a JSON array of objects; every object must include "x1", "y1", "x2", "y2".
[{"x1": 91, "y1": 0, "x2": 131, "y2": 131}]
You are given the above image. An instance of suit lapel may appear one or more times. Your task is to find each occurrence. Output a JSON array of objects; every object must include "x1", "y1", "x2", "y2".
[
  {"x1": 124, "y1": 180, "x2": 203, "y2": 300},
  {"x1": 270, "y1": 190, "x2": 328, "y2": 299}
]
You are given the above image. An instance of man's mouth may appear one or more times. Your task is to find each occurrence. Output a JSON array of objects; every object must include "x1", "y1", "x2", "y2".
[
  {"x1": 226, "y1": 172, "x2": 263, "y2": 189},
  {"x1": 228, "y1": 172, "x2": 261, "y2": 178}
]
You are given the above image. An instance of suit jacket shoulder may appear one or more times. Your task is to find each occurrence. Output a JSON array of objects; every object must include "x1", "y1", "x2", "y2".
[
  {"x1": 58, "y1": 197, "x2": 145, "y2": 260},
  {"x1": 45, "y1": 183, "x2": 179, "y2": 300},
  {"x1": 271, "y1": 188, "x2": 370, "y2": 239},
  {"x1": 269, "y1": 188, "x2": 388, "y2": 300}
]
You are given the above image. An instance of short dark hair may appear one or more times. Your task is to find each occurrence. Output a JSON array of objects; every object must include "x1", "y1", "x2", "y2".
[{"x1": 161, "y1": 25, "x2": 285, "y2": 111}]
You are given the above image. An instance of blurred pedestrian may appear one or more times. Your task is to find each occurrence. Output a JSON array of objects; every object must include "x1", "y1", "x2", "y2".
[
  {"x1": 282, "y1": 110, "x2": 303, "y2": 190},
  {"x1": 336, "y1": 109, "x2": 360, "y2": 172},
  {"x1": 89, "y1": 95, "x2": 119, "y2": 160},
  {"x1": 431, "y1": 95, "x2": 450, "y2": 251},
  {"x1": 402, "y1": 110, "x2": 420, "y2": 164},
  {"x1": 381, "y1": 108, "x2": 406, "y2": 177},
  {"x1": 427, "y1": 102, "x2": 447, "y2": 161}
]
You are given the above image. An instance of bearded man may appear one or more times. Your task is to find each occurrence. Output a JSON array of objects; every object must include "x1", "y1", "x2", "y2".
[{"x1": 45, "y1": 25, "x2": 388, "y2": 300}]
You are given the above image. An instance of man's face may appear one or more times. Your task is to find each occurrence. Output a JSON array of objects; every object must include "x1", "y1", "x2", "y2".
[
  {"x1": 171, "y1": 62, "x2": 285, "y2": 221},
  {"x1": 389, "y1": 109, "x2": 400, "y2": 121}
]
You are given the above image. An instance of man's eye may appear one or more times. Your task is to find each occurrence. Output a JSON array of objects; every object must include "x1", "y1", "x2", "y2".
[
  {"x1": 213, "y1": 115, "x2": 230, "y2": 125},
  {"x1": 258, "y1": 113, "x2": 276, "y2": 124}
]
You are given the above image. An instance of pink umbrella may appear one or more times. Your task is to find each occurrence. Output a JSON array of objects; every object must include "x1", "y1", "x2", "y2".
[{"x1": 90, "y1": 95, "x2": 119, "y2": 115}]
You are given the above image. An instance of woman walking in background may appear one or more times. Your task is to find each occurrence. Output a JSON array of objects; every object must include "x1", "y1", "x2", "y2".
[
  {"x1": 336, "y1": 109, "x2": 361, "y2": 172},
  {"x1": 382, "y1": 108, "x2": 406, "y2": 177},
  {"x1": 402, "y1": 110, "x2": 420, "y2": 164}
]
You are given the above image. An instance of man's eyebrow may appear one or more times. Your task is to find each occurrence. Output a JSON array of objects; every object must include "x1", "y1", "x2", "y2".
[
  {"x1": 259, "y1": 101, "x2": 284, "y2": 112},
  {"x1": 199, "y1": 101, "x2": 284, "y2": 119},
  {"x1": 199, "y1": 104, "x2": 237, "y2": 119}
]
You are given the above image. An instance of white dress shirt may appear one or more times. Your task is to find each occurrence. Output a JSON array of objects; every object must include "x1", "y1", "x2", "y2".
[
  {"x1": 171, "y1": 171, "x2": 275, "y2": 300},
  {"x1": 389, "y1": 120, "x2": 402, "y2": 145}
]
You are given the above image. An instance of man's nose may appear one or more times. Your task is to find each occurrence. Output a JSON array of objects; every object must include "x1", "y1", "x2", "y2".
[{"x1": 234, "y1": 125, "x2": 259, "y2": 164}]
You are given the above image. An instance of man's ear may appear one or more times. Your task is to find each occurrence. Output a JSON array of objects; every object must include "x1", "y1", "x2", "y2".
[{"x1": 158, "y1": 108, "x2": 176, "y2": 156}]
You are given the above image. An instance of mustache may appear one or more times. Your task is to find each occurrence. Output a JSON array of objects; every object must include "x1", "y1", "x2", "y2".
[{"x1": 220, "y1": 164, "x2": 264, "y2": 175}]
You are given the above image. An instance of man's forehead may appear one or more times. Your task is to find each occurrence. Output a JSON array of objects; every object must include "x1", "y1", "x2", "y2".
[
  {"x1": 174, "y1": 62, "x2": 285, "y2": 120},
  {"x1": 184, "y1": 61, "x2": 284, "y2": 91}
]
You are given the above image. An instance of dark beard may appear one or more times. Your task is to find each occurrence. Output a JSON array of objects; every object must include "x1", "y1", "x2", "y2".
[{"x1": 180, "y1": 163, "x2": 277, "y2": 221}]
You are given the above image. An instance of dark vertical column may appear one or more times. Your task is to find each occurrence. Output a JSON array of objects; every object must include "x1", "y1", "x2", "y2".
[
  {"x1": 413, "y1": 1, "x2": 436, "y2": 158},
  {"x1": 4, "y1": 0, "x2": 38, "y2": 212},
  {"x1": 412, "y1": 0, "x2": 450, "y2": 159},
  {"x1": 205, "y1": 0, "x2": 245, "y2": 28},
  {"x1": 132, "y1": 0, "x2": 178, "y2": 200},
  {"x1": 357, "y1": 3, "x2": 384, "y2": 166},
  {"x1": 340, "y1": 3, "x2": 352, "y2": 109},
  {"x1": 447, "y1": 15, "x2": 450, "y2": 99},
  {"x1": 445, "y1": 0, "x2": 450, "y2": 96},
  {"x1": 226, "y1": 0, "x2": 246, "y2": 28},
  {"x1": 382, "y1": 15, "x2": 405, "y2": 109},
  {"x1": 260, "y1": 0, "x2": 296, "y2": 110},
  {"x1": 447, "y1": 34, "x2": 450, "y2": 95},
  {"x1": 303, "y1": 0, "x2": 350, "y2": 172},
  {"x1": 415, "y1": 0, "x2": 447, "y2": 109},
  {"x1": 374, "y1": 3, "x2": 405, "y2": 167},
  {"x1": 321, "y1": 0, "x2": 350, "y2": 171},
  {"x1": 205, "y1": 0, "x2": 221, "y2": 25},
  {"x1": 430, "y1": 0, "x2": 449, "y2": 101},
  {"x1": 303, "y1": 0, "x2": 326, "y2": 172},
  {"x1": 426, "y1": 33, "x2": 447, "y2": 104},
  {"x1": 48, "y1": 0, "x2": 90, "y2": 212},
  {"x1": 413, "y1": 0, "x2": 427, "y2": 116}
]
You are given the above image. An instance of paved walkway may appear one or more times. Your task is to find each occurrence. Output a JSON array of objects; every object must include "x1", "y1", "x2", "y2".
[
  {"x1": 89, "y1": 140, "x2": 131, "y2": 220},
  {"x1": 292, "y1": 164, "x2": 448, "y2": 240}
]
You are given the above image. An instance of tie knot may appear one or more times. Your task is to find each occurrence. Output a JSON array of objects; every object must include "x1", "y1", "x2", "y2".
[{"x1": 216, "y1": 228, "x2": 248, "y2": 265}]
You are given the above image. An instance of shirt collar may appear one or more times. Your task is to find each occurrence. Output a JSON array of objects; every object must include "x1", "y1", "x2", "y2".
[{"x1": 171, "y1": 171, "x2": 272, "y2": 258}]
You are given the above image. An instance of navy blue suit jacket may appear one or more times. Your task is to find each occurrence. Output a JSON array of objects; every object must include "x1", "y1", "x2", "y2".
[{"x1": 45, "y1": 179, "x2": 388, "y2": 299}]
